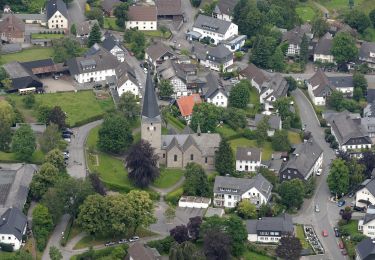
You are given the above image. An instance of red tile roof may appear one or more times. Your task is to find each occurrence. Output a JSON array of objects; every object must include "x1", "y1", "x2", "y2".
[{"x1": 176, "y1": 94, "x2": 202, "y2": 117}]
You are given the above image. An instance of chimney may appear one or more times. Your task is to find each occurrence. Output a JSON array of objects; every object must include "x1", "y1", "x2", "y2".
[{"x1": 247, "y1": 151, "x2": 251, "y2": 156}]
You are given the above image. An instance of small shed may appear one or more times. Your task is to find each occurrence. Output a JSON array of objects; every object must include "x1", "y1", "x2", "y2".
[{"x1": 178, "y1": 196, "x2": 211, "y2": 209}]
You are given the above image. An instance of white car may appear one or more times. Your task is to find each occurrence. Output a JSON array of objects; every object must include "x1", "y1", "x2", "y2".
[
  {"x1": 315, "y1": 204, "x2": 320, "y2": 212},
  {"x1": 316, "y1": 169, "x2": 322, "y2": 176},
  {"x1": 143, "y1": 68, "x2": 147, "y2": 74}
]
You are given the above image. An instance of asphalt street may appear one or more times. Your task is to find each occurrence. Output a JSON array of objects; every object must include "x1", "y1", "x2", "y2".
[
  {"x1": 292, "y1": 89, "x2": 344, "y2": 260},
  {"x1": 67, "y1": 0, "x2": 86, "y2": 25}
]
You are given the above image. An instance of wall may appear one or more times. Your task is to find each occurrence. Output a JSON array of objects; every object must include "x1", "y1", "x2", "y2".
[
  {"x1": 126, "y1": 21, "x2": 157, "y2": 31},
  {"x1": 0, "y1": 234, "x2": 21, "y2": 250},
  {"x1": 48, "y1": 11, "x2": 68, "y2": 29},
  {"x1": 207, "y1": 91, "x2": 228, "y2": 107},
  {"x1": 76, "y1": 69, "x2": 116, "y2": 84},
  {"x1": 117, "y1": 80, "x2": 139, "y2": 97}
]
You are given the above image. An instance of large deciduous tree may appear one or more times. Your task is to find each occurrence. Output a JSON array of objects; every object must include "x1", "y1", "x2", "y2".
[
  {"x1": 344, "y1": 10, "x2": 371, "y2": 33},
  {"x1": 222, "y1": 107, "x2": 247, "y2": 129},
  {"x1": 33, "y1": 204, "x2": 54, "y2": 251},
  {"x1": 114, "y1": 2, "x2": 129, "y2": 28},
  {"x1": 215, "y1": 139, "x2": 234, "y2": 176},
  {"x1": 0, "y1": 100, "x2": 14, "y2": 151},
  {"x1": 183, "y1": 163, "x2": 210, "y2": 197},
  {"x1": 255, "y1": 116, "x2": 269, "y2": 145},
  {"x1": 251, "y1": 35, "x2": 277, "y2": 69},
  {"x1": 276, "y1": 235, "x2": 302, "y2": 260},
  {"x1": 98, "y1": 114, "x2": 133, "y2": 154},
  {"x1": 52, "y1": 38, "x2": 82, "y2": 63},
  {"x1": 279, "y1": 179, "x2": 305, "y2": 209},
  {"x1": 353, "y1": 72, "x2": 368, "y2": 95},
  {"x1": 370, "y1": 9, "x2": 375, "y2": 27},
  {"x1": 311, "y1": 15, "x2": 328, "y2": 37},
  {"x1": 48, "y1": 106, "x2": 66, "y2": 129},
  {"x1": 44, "y1": 148, "x2": 66, "y2": 172},
  {"x1": 237, "y1": 199, "x2": 257, "y2": 219},
  {"x1": 187, "y1": 216, "x2": 202, "y2": 241},
  {"x1": 30, "y1": 163, "x2": 60, "y2": 200},
  {"x1": 190, "y1": 103, "x2": 221, "y2": 133},
  {"x1": 159, "y1": 79, "x2": 174, "y2": 98},
  {"x1": 360, "y1": 151, "x2": 375, "y2": 178},
  {"x1": 327, "y1": 159, "x2": 350, "y2": 196},
  {"x1": 169, "y1": 241, "x2": 204, "y2": 260},
  {"x1": 170, "y1": 225, "x2": 190, "y2": 244},
  {"x1": 40, "y1": 124, "x2": 61, "y2": 153},
  {"x1": 126, "y1": 140, "x2": 159, "y2": 188},
  {"x1": 203, "y1": 229, "x2": 231, "y2": 260},
  {"x1": 49, "y1": 246, "x2": 62, "y2": 260},
  {"x1": 11, "y1": 124, "x2": 36, "y2": 161},
  {"x1": 331, "y1": 32, "x2": 358, "y2": 66},
  {"x1": 228, "y1": 80, "x2": 250, "y2": 109},
  {"x1": 272, "y1": 130, "x2": 291, "y2": 151},
  {"x1": 118, "y1": 91, "x2": 141, "y2": 123}
]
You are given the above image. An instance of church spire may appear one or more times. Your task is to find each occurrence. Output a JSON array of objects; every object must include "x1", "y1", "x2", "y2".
[{"x1": 142, "y1": 70, "x2": 160, "y2": 119}]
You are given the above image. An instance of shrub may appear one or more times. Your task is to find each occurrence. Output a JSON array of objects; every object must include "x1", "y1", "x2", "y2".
[
  {"x1": 319, "y1": 118, "x2": 327, "y2": 127},
  {"x1": 146, "y1": 236, "x2": 175, "y2": 254},
  {"x1": 352, "y1": 234, "x2": 367, "y2": 242},
  {"x1": 243, "y1": 129, "x2": 256, "y2": 140},
  {"x1": 324, "y1": 128, "x2": 331, "y2": 135},
  {"x1": 165, "y1": 187, "x2": 183, "y2": 205}
]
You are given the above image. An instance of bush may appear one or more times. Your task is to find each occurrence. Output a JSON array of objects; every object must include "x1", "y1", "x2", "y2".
[
  {"x1": 0, "y1": 243, "x2": 13, "y2": 252},
  {"x1": 146, "y1": 236, "x2": 175, "y2": 254},
  {"x1": 243, "y1": 129, "x2": 256, "y2": 140},
  {"x1": 319, "y1": 118, "x2": 327, "y2": 127},
  {"x1": 22, "y1": 94, "x2": 35, "y2": 109},
  {"x1": 75, "y1": 244, "x2": 128, "y2": 259},
  {"x1": 324, "y1": 128, "x2": 331, "y2": 135},
  {"x1": 164, "y1": 187, "x2": 183, "y2": 205},
  {"x1": 352, "y1": 234, "x2": 367, "y2": 242}
]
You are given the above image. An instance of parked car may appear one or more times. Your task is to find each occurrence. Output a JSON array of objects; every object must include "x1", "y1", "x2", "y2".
[
  {"x1": 118, "y1": 239, "x2": 128, "y2": 244},
  {"x1": 129, "y1": 236, "x2": 139, "y2": 242},
  {"x1": 143, "y1": 68, "x2": 148, "y2": 74},
  {"x1": 223, "y1": 76, "x2": 231, "y2": 80},
  {"x1": 105, "y1": 241, "x2": 116, "y2": 247},
  {"x1": 334, "y1": 227, "x2": 340, "y2": 237},
  {"x1": 354, "y1": 206, "x2": 366, "y2": 212},
  {"x1": 316, "y1": 169, "x2": 322, "y2": 176},
  {"x1": 348, "y1": 192, "x2": 354, "y2": 198},
  {"x1": 337, "y1": 200, "x2": 346, "y2": 207},
  {"x1": 62, "y1": 128, "x2": 73, "y2": 135},
  {"x1": 315, "y1": 204, "x2": 320, "y2": 212},
  {"x1": 322, "y1": 230, "x2": 328, "y2": 237},
  {"x1": 339, "y1": 240, "x2": 344, "y2": 249}
]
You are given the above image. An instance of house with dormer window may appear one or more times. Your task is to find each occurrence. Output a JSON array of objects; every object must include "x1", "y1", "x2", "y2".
[
  {"x1": 46, "y1": 0, "x2": 69, "y2": 30},
  {"x1": 213, "y1": 174, "x2": 272, "y2": 208},
  {"x1": 259, "y1": 74, "x2": 288, "y2": 114},
  {"x1": 360, "y1": 42, "x2": 375, "y2": 69},
  {"x1": 236, "y1": 147, "x2": 262, "y2": 172}
]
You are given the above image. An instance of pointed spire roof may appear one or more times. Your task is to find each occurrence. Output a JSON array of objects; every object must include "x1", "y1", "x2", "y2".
[{"x1": 142, "y1": 71, "x2": 160, "y2": 119}]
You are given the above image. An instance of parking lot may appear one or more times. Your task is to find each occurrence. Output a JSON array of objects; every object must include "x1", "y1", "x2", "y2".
[{"x1": 41, "y1": 76, "x2": 75, "y2": 93}]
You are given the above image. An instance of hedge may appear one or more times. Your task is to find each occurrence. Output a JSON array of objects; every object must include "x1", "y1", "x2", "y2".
[
  {"x1": 75, "y1": 244, "x2": 128, "y2": 260},
  {"x1": 146, "y1": 236, "x2": 175, "y2": 255},
  {"x1": 164, "y1": 187, "x2": 183, "y2": 205},
  {"x1": 0, "y1": 243, "x2": 13, "y2": 252}
]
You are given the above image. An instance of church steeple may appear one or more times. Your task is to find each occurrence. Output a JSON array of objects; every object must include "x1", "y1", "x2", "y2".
[{"x1": 142, "y1": 71, "x2": 160, "y2": 119}]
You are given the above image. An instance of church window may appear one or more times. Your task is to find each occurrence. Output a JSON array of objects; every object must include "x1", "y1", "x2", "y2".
[
  {"x1": 205, "y1": 157, "x2": 208, "y2": 163},
  {"x1": 174, "y1": 155, "x2": 178, "y2": 161},
  {"x1": 163, "y1": 154, "x2": 165, "y2": 158},
  {"x1": 190, "y1": 154, "x2": 194, "y2": 160}
]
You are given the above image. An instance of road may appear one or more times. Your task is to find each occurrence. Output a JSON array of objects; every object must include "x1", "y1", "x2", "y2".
[
  {"x1": 292, "y1": 89, "x2": 344, "y2": 260},
  {"x1": 67, "y1": 0, "x2": 86, "y2": 26}
]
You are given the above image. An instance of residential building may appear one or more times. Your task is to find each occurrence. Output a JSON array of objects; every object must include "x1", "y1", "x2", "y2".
[
  {"x1": 356, "y1": 178, "x2": 375, "y2": 208},
  {"x1": 222, "y1": 34, "x2": 247, "y2": 52},
  {"x1": 67, "y1": 47, "x2": 119, "y2": 84},
  {"x1": 189, "y1": 14, "x2": 238, "y2": 44},
  {"x1": 178, "y1": 196, "x2": 211, "y2": 208},
  {"x1": 356, "y1": 238, "x2": 375, "y2": 260},
  {"x1": 3, "y1": 13, "x2": 47, "y2": 26},
  {"x1": 236, "y1": 147, "x2": 262, "y2": 172},
  {"x1": 126, "y1": 6, "x2": 157, "y2": 31},
  {"x1": 358, "y1": 206, "x2": 375, "y2": 238},
  {"x1": 0, "y1": 208, "x2": 27, "y2": 250},
  {"x1": 155, "y1": 0, "x2": 183, "y2": 20},
  {"x1": 262, "y1": 152, "x2": 285, "y2": 175},
  {"x1": 280, "y1": 138, "x2": 323, "y2": 182},
  {"x1": 145, "y1": 42, "x2": 175, "y2": 67},
  {"x1": 46, "y1": 0, "x2": 69, "y2": 30},
  {"x1": 126, "y1": 242, "x2": 161, "y2": 260},
  {"x1": 282, "y1": 24, "x2": 313, "y2": 56},
  {"x1": 156, "y1": 60, "x2": 190, "y2": 98},
  {"x1": 213, "y1": 174, "x2": 272, "y2": 208},
  {"x1": 193, "y1": 43, "x2": 233, "y2": 71},
  {"x1": 239, "y1": 64, "x2": 269, "y2": 93},
  {"x1": 102, "y1": 34, "x2": 125, "y2": 62},
  {"x1": 360, "y1": 41, "x2": 375, "y2": 69},
  {"x1": 314, "y1": 32, "x2": 334, "y2": 63},
  {"x1": 259, "y1": 74, "x2": 288, "y2": 114},
  {"x1": 116, "y1": 61, "x2": 139, "y2": 97},
  {"x1": 325, "y1": 111, "x2": 372, "y2": 153},
  {"x1": 246, "y1": 214, "x2": 294, "y2": 243},
  {"x1": 361, "y1": 117, "x2": 375, "y2": 141},
  {"x1": 212, "y1": 0, "x2": 239, "y2": 21},
  {"x1": 249, "y1": 114, "x2": 282, "y2": 137},
  {"x1": 176, "y1": 94, "x2": 202, "y2": 122},
  {"x1": 101, "y1": 0, "x2": 121, "y2": 17},
  {"x1": 307, "y1": 69, "x2": 354, "y2": 106},
  {"x1": 75, "y1": 20, "x2": 99, "y2": 38},
  {"x1": 201, "y1": 72, "x2": 228, "y2": 107},
  {"x1": 0, "y1": 14, "x2": 25, "y2": 43},
  {"x1": 141, "y1": 72, "x2": 221, "y2": 170}
]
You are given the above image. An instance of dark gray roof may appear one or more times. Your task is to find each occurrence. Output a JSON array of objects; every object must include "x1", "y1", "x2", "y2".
[
  {"x1": 315, "y1": 33, "x2": 333, "y2": 55},
  {"x1": 261, "y1": 74, "x2": 288, "y2": 99},
  {"x1": 356, "y1": 238, "x2": 375, "y2": 260},
  {"x1": 101, "y1": 0, "x2": 121, "y2": 13},
  {"x1": 157, "y1": 59, "x2": 186, "y2": 82},
  {"x1": 282, "y1": 24, "x2": 311, "y2": 45},
  {"x1": 102, "y1": 35, "x2": 119, "y2": 52},
  {"x1": 208, "y1": 44, "x2": 232, "y2": 59},
  {"x1": 46, "y1": 0, "x2": 68, "y2": 20},
  {"x1": 21, "y1": 59, "x2": 55, "y2": 71},
  {"x1": 364, "y1": 213, "x2": 375, "y2": 225},
  {"x1": 308, "y1": 68, "x2": 333, "y2": 97},
  {"x1": 368, "y1": 89, "x2": 375, "y2": 104},
  {"x1": 76, "y1": 20, "x2": 99, "y2": 36},
  {"x1": 236, "y1": 147, "x2": 261, "y2": 162},
  {"x1": 155, "y1": 0, "x2": 182, "y2": 16},
  {"x1": 240, "y1": 63, "x2": 268, "y2": 86},
  {"x1": 246, "y1": 214, "x2": 293, "y2": 234},
  {"x1": 214, "y1": 0, "x2": 239, "y2": 16},
  {"x1": 193, "y1": 14, "x2": 232, "y2": 34},
  {"x1": 328, "y1": 76, "x2": 353, "y2": 89},
  {"x1": 214, "y1": 174, "x2": 272, "y2": 199},
  {"x1": 142, "y1": 71, "x2": 160, "y2": 119},
  {"x1": 3, "y1": 61, "x2": 43, "y2": 90},
  {"x1": 360, "y1": 41, "x2": 375, "y2": 60},
  {"x1": 146, "y1": 42, "x2": 175, "y2": 62},
  {"x1": 202, "y1": 72, "x2": 227, "y2": 99},
  {"x1": 281, "y1": 138, "x2": 323, "y2": 179},
  {"x1": 254, "y1": 114, "x2": 281, "y2": 131},
  {"x1": 127, "y1": 242, "x2": 161, "y2": 260},
  {"x1": 116, "y1": 62, "x2": 137, "y2": 87},
  {"x1": 363, "y1": 178, "x2": 375, "y2": 197},
  {"x1": 0, "y1": 208, "x2": 27, "y2": 241}
]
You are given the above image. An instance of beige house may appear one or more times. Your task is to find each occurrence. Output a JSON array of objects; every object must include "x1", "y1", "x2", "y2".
[
  {"x1": 126, "y1": 6, "x2": 157, "y2": 31},
  {"x1": 46, "y1": 0, "x2": 69, "y2": 30}
]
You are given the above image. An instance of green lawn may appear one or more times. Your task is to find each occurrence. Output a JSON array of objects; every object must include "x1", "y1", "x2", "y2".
[
  {"x1": 9, "y1": 91, "x2": 114, "y2": 127},
  {"x1": 243, "y1": 250, "x2": 274, "y2": 260},
  {"x1": 143, "y1": 30, "x2": 172, "y2": 39},
  {"x1": 318, "y1": 0, "x2": 371, "y2": 14},
  {"x1": 229, "y1": 138, "x2": 273, "y2": 161},
  {"x1": 31, "y1": 33, "x2": 65, "y2": 39},
  {"x1": 295, "y1": 225, "x2": 310, "y2": 249},
  {"x1": 215, "y1": 124, "x2": 238, "y2": 139},
  {"x1": 0, "y1": 149, "x2": 44, "y2": 164},
  {"x1": 165, "y1": 113, "x2": 185, "y2": 131},
  {"x1": 153, "y1": 168, "x2": 184, "y2": 189},
  {"x1": 288, "y1": 131, "x2": 302, "y2": 145},
  {"x1": 0, "y1": 47, "x2": 54, "y2": 65},
  {"x1": 104, "y1": 17, "x2": 122, "y2": 31},
  {"x1": 296, "y1": 4, "x2": 317, "y2": 22},
  {"x1": 248, "y1": 86, "x2": 261, "y2": 117},
  {"x1": 341, "y1": 220, "x2": 361, "y2": 236}
]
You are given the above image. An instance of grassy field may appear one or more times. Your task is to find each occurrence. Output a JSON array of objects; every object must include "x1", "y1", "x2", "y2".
[
  {"x1": 229, "y1": 138, "x2": 273, "y2": 161},
  {"x1": 215, "y1": 124, "x2": 238, "y2": 139},
  {"x1": 288, "y1": 131, "x2": 302, "y2": 145},
  {"x1": 153, "y1": 168, "x2": 184, "y2": 189},
  {"x1": 0, "y1": 149, "x2": 44, "y2": 164},
  {"x1": 165, "y1": 113, "x2": 185, "y2": 131},
  {"x1": 318, "y1": 0, "x2": 374, "y2": 15},
  {"x1": 248, "y1": 86, "x2": 261, "y2": 117},
  {"x1": 0, "y1": 47, "x2": 54, "y2": 65},
  {"x1": 104, "y1": 17, "x2": 122, "y2": 31},
  {"x1": 8, "y1": 91, "x2": 114, "y2": 126},
  {"x1": 143, "y1": 30, "x2": 172, "y2": 39},
  {"x1": 31, "y1": 33, "x2": 65, "y2": 39},
  {"x1": 296, "y1": 3, "x2": 317, "y2": 22},
  {"x1": 295, "y1": 225, "x2": 311, "y2": 249},
  {"x1": 244, "y1": 250, "x2": 274, "y2": 260}
]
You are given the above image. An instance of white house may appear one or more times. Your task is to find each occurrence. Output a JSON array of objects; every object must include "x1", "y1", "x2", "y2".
[
  {"x1": 236, "y1": 147, "x2": 262, "y2": 172},
  {"x1": 178, "y1": 196, "x2": 211, "y2": 209},
  {"x1": 212, "y1": 0, "x2": 239, "y2": 21},
  {"x1": 46, "y1": 0, "x2": 69, "y2": 30},
  {"x1": 356, "y1": 179, "x2": 375, "y2": 208},
  {"x1": 197, "y1": 44, "x2": 234, "y2": 72},
  {"x1": 246, "y1": 214, "x2": 294, "y2": 243},
  {"x1": 358, "y1": 206, "x2": 375, "y2": 238},
  {"x1": 259, "y1": 74, "x2": 288, "y2": 114},
  {"x1": 359, "y1": 41, "x2": 375, "y2": 69},
  {"x1": 213, "y1": 174, "x2": 272, "y2": 208},
  {"x1": 125, "y1": 6, "x2": 157, "y2": 31},
  {"x1": 156, "y1": 60, "x2": 190, "y2": 98},
  {"x1": 116, "y1": 62, "x2": 139, "y2": 97},
  {"x1": 189, "y1": 14, "x2": 238, "y2": 45},
  {"x1": 313, "y1": 32, "x2": 334, "y2": 63},
  {"x1": 282, "y1": 24, "x2": 312, "y2": 56},
  {"x1": 102, "y1": 34, "x2": 126, "y2": 62},
  {"x1": 202, "y1": 73, "x2": 228, "y2": 107},
  {"x1": 239, "y1": 64, "x2": 269, "y2": 93},
  {"x1": 0, "y1": 208, "x2": 27, "y2": 250}
]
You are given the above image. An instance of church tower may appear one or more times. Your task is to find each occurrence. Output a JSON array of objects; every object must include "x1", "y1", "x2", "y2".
[{"x1": 141, "y1": 71, "x2": 161, "y2": 155}]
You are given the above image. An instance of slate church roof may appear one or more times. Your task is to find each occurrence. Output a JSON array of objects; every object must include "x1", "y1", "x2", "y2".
[{"x1": 142, "y1": 71, "x2": 160, "y2": 119}]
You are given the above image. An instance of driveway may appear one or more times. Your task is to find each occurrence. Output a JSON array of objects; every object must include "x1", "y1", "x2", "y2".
[
  {"x1": 41, "y1": 77, "x2": 75, "y2": 93},
  {"x1": 292, "y1": 89, "x2": 345, "y2": 260}
]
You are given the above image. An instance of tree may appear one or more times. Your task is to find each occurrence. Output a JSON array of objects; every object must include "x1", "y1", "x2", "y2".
[
  {"x1": 89, "y1": 172, "x2": 106, "y2": 195},
  {"x1": 251, "y1": 35, "x2": 277, "y2": 69},
  {"x1": 183, "y1": 163, "x2": 210, "y2": 197},
  {"x1": 360, "y1": 151, "x2": 375, "y2": 178},
  {"x1": 114, "y1": 2, "x2": 129, "y2": 28},
  {"x1": 33, "y1": 204, "x2": 54, "y2": 251},
  {"x1": 228, "y1": 80, "x2": 250, "y2": 109},
  {"x1": 285, "y1": 76, "x2": 298, "y2": 93},
  {"x1": 222, "y1": 107, "x2": 247, "y2": 129},
  {"x1": 159, "y1": 25, "x2": 168, "y2": 37},
  {"x1": 347, "y1": 159, "x2": 365, "y2": 188},
  {"x1": 258, "y1": 167, "x2": 278, "y2": 186},
  {"x1": 30, "y1": 163, "x2": 60, "y2": 200},
  {"x1": 370, "y1": 9, "x2": 375, "y2": 27},
  {"x1": 279, "y1": 179, "x2": 305, "y2": 209},
  {"x1": 327, "y1": 159, "x2": 350, "y2": 196},
  {"x1": 52, "y1": 38, "x2": 82, "y2": 63},
  {"x1": 344, "y1": 10, "x2": 371, "y2": 33},
  {"x1": 258, "y1": 203, "x2": 273, "y2": 217},
  {"x1": 0, "y1": 122, "x2": 12, "y2": 152},
  {"x1": 353, "y1": 87, "x2": 363, "y2": 101},
  {"x1": 255, "y1": 116, "x2": 269, "y2": 145},
  {"x1": 353, "y1": 72, "x2": 367, "y2": 94},
  {"x1": 187, "y1": 216, "x2": 202, "y2": 241},
  {"x1": 312, "y1": 15, "x2": 329, "y2": 37},
  {"x1": 170, "y1": 241, "x2": 204, "y2": 260},
  {"x1": 170, "y1": 225, "x2": 190, "y2": 244},
  {"x1": 268, "y1": 46, "x2": 285, "y2": 72},
  {"x1": 159, "y1": 79, "x2": 174, "y2": 98},
  {"x1": 190, "y1": 0, "x2": 201, "y2": 8},
  {"x1": 349, "y1": 0, "x2": 354, "y2": 9},
  {"x1": 272, "y1": 130, "x2": 291, "y2": 151},
  {"x1": 215, "y1": 139, "x2": 234, "y2": 176},
  {"x1": 37, "y1": 105, "x2": 52, "y2": 124},
  {"x1": 328, "y1": 90, "x2": 344, "y2": 111},
  {"x1": 98, "y1": 114, "x2": 133, "y2": 154},
  {"x1": 45, "y1": 148, "x2": 66, "y2": 172},
  {"x1": 85, "y1": 7, "x2": 104, "y2": 27},
  {"x1": 11, "y1": 124, "x2": 36, "y2": 161},
  {"x1": 299, "y1": 34, "x2": 308, "y2": 64},
  {"x1": 0, "y1": 100, "x2": 15, "y2": 126},
  {"x1": 126, "y1": 140, "x2": 159, "y2": 188},
  {"x1": 22, "y1": 94, "x2": 35, "y2": 109},
  {"x1": 118, "y1": 91, "x2": 141, "y2": 122},
  {"x1": 342, "y1": 208, "x2": 352, "y2": 223},
  {"x1": 70, "y1": 23, "x2": 77, "y2": 36},
  {"x1": 237, "y1": 199, "x2": 257, "y2": 219},
  {"x1": 190, "y1": 103, "x2": 221, "y2": 133},
  {"x1": 88, "y1": 23, "x2": 102, "y2": 47},
  {"x1": 49, "y1": 246, "x2": 62, "y2": 260},
  {"x1": 276, "y1": 235, "x2": 302, "y2": 260},
  {"x1": 40, "y1": 124, "x2": 61, "y2": 153},
  {"x1": 48, "y1": 106, "x2": 66, "y2": 129},
  {"x1": 203, "y1": 229, "x2": 231, "y2": 260},
  {"x1": 331, "y1": 32, "x2": 358, "y2": 66}
]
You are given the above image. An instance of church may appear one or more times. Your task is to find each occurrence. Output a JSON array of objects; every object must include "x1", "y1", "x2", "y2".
[{"x1": 141, "y1": 72, "x2": 221, "y2": 170}]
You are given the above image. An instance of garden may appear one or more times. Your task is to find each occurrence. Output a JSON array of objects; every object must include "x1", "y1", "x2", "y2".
[{"x1": 0, "y1": 47, "x2": 54, "y2": 65}]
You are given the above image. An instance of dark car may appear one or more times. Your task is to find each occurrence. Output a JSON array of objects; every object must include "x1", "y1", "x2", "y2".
[
  {"x1": 334, "y1": 227, "x2": 340, "y2": 237},
  {"x1": 223, "y1": 76, "x2": 231, "y2": 80},
  {"x1": 348, "y1": 192, "x2": 354, "y2": 198},
  {"x1": 105, "y1": 241, "x2": 116, "y2": 247},
  {"x1": 62, "y1": 128, "x2": 73, "y2": 135},
  {"x1": 118, "y1": 239, "x2": 128, "y2": 244},
  {"x1": 62, "y1": 133, "x2": 71, "y2": 139},
  {"x1": 354, "y1": 206, "x2": 366, "y2": 212},
  {"x1": 337, "y1": 200, "x2": 346, "y2": 207}
]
